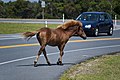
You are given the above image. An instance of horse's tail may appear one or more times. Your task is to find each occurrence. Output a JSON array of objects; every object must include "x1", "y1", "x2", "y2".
[{"x1": 23, "y1": 31, "x2": 38, "y2": 41}]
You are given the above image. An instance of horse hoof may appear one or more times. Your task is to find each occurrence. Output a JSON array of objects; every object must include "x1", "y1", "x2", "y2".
[
  {"x1": 48, "y1": 62, "x2": 51, "y2": 66},
  {"x1": 59, "y1": 63, "x2": 63, "y2": 66},
  {"x1": 57, "y1": 61, "x2": 59, "y2": 65},
  {"x1": 34, "y1": 61, "x2": 37, "y2": 67},
  {"x1": 57, "y1": 61, "x2": 63, "y2": 65},
  {"x1": 34, "y1": 64, "x2": 37, "y2": 67}
]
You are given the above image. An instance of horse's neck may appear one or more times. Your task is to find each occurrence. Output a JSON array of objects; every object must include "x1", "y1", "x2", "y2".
[
  {"x1": 65, "y1": 29, "x2": 76, "y2": 38},
  {"x1": 56, "y1": 27, "x2": 76, "y2": 38}
]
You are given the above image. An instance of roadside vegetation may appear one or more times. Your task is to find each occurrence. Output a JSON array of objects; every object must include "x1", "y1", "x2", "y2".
[
  {"x1": 0, "y1": 23, "x2": 59, "y2": 34},
  {"x1": 60, "y1": 53, "x2": 120, "y2": 80}
]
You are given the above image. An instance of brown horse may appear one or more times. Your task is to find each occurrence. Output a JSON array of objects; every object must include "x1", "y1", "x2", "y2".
[{"x1": 23, "y1": 20, "x2": 87, "y2": 67}]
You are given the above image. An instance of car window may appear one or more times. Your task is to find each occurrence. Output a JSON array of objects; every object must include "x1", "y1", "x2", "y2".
[
  {"x1": 99, "y1": 14, "x2": 105, "y2": 21},
  {"x1": 100, "y1": 14, "x2": 110, "y2": 21},
  {"x1": 107, "y1": 13, "x2": 112, "y2": 20},
  {"x1": 104, "y1": 14, "x2": 109, "y2": 21},
  {"x1": 77, "y1": 13, "x2": 99, "y2": 21}
]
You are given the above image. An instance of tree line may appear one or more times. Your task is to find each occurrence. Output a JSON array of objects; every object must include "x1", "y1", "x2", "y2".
[{"x1": 0, "y1": 0, "x2": 120, "y2": 19}]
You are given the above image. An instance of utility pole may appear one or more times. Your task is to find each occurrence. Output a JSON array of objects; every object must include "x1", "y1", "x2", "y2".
[
  {"x1": 41, "y1": 1, "x2": 45, "y2": 19},
  {"x1": 63, "y1": 14, "x2": 65, "y2": 23}
]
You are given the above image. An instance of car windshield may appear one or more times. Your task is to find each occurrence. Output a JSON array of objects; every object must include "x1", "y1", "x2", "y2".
[{"x1": 77, "y1": 13, "x2": 99, "y2": 21}]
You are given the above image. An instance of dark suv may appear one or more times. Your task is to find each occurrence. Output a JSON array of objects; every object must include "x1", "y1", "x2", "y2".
[{"x1": 76, "y1": 12, "x2": 113, "y2": 36}]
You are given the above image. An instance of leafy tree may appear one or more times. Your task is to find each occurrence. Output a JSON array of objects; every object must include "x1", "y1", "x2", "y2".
[
  {"x1": 0, "y1": 0, "x2": 5, "y2": 17},
  {"x1": 0, "y1": 0, "x2": 120, "y2": 19},
  {"x1": 113, "y1": 0, "x2": 120, "y2": 15}
]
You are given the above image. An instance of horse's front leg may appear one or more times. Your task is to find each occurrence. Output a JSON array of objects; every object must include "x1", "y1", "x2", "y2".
[
  {"x1": 57, "y1": 44, "x2": 65, "y2": 65},
  {"x1": 57, "y1": 51, "x2": 64, "y2": 65},
  {"x1": 34, "y1": 46, "x2": 45, "y2": 67}
]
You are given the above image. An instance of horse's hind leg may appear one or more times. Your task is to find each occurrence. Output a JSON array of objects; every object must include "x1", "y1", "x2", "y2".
[
  {"x1": 43, "y1": 49, "x2": 51, "y2": 65},
  {"x1": 34, "y1": 46, "x2": 45, "y2": 67}
]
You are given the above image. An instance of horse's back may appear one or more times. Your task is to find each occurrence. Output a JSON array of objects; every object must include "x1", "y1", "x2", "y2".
[{"x1": 38, "y1": 27, "x2": 66, "y2": 46}]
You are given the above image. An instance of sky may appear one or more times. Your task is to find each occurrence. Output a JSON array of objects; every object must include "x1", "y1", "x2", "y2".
[{"x1": 2, "y1": 0, "x2": 39, "y2": 3}]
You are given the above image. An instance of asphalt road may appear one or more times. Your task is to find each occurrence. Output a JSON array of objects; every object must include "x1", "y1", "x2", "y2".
[{"x1": 0, "y1": 29, "x2": 120, "y2": 80}]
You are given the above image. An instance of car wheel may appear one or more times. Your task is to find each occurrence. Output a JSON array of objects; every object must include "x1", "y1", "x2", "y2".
[
  {"x1": 108, "y1": 27, "x2": 113, "y2": 36},
  {"x1": 94, "y1": 28, "x2": 99, "y2": 36}
]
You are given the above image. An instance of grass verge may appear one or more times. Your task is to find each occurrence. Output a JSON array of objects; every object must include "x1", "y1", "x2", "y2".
[
  {"x1": 0, "y1": 23, "x2": 59, "y2": 34},
  {"x1": 60, "y1": 53, "x2": 120, "y2": 80}
]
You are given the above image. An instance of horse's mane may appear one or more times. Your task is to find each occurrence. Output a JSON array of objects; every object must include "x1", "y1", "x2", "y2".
[{"x1": 57, "y1": 20, "x2": 82, "y2": 29}]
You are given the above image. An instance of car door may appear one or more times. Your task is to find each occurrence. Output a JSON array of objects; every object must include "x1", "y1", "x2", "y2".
[
  {"x1": 98, "y1": 14, "x2": 106, "y2": 32},
  {"x1": 104, "y1": 13, "x2": 111, "y2": 32}
]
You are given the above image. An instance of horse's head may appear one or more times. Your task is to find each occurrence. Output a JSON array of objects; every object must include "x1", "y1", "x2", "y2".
[
  {"x1": 76, "y1": 26, "x2": 87, "y2": 40},
  {"x1": 57, "y1": 20, "x2": 87, "y2": 40},
  {"x1": 73, "y1": 21, "x2": 87, "y2": 40}
]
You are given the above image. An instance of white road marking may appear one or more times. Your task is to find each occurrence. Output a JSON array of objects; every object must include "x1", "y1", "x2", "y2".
[
  {"x1": 0, "y1": 44, "x2": 120, "y2": 66},
  {"x1": 0, "y1": 35, "x2": 35, "y2": 40}
]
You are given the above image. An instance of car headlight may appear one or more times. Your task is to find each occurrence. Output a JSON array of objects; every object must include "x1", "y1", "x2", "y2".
[{"x1": 85, "y1": 25, "x2": 91, "y2": 28}]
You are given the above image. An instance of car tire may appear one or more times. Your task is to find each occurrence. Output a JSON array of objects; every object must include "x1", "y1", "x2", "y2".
[
  {"x1": 107, "y1": 27, "x2": 113, "y2": 36},
  {"x1": 94, "y1": 28, "x2": 99, "y2": 37}
]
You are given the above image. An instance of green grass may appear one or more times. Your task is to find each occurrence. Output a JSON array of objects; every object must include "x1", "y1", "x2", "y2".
[
  {"x1": 0, "y1": 23, "x2": 59, "y2": 34},
  {"x1": 60, "y1": 53, "x2": 120, "y2": 80}
]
